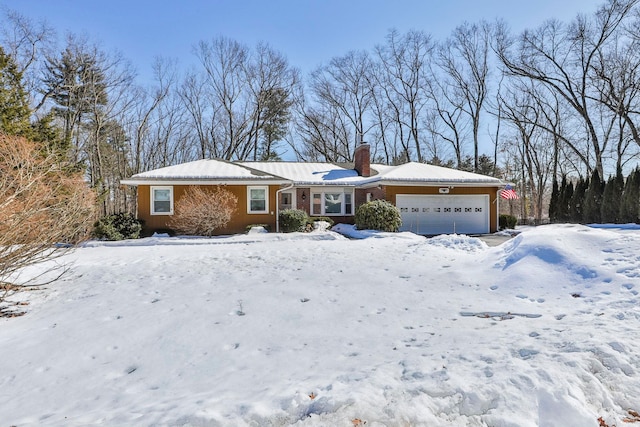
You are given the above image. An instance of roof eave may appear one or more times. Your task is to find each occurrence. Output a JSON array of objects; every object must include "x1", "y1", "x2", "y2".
[
  {"x1": 377, "y1": 179, "x2": 504, "y2": 187},
  {"x1": 120, "y1": 178, "x2": 290, "y2": 186}
]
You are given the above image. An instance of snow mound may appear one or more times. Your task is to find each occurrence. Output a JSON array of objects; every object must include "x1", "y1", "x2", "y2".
[
  {"x1": 331, "y1": 223, "x2": 423, "y2": 241},
  {"x1": 425, "y1": 233, "x2": 488, "y2": 252}
]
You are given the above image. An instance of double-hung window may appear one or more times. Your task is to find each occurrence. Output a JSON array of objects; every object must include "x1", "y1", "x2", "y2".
[
  {"x1": 151, "y1": 186, "x2": 173, "y2": 215},
  {"x1": 248, "y1": 186, "x2": 269, "y2": 214},
  {"x1": 310, "y1": 189, "x2": 354, "y2": 216}
]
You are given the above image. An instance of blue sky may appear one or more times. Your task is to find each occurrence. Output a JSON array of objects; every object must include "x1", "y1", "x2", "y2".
[{"x1": 2, "y1": 0, "x2": 604, "y2": 85}]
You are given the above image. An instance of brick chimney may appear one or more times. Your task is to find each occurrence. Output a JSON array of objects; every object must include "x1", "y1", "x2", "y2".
[{"x1": 354, "y1": 143, "x2": 371, "y2": 177}]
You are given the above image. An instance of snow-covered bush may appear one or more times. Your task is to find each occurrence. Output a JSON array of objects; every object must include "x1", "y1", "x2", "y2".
[
  {"x1": 307, "y1": 216, "x2": 334, "y2": 227},
  {"x1": 169, "y1": 186, "x2": 238, "y2": 236},
  {"x1": 94, "y1": 213, "x2": 142, "y2": 240},
  {"x1": 279, "y1": 209, "x2": 308, "y2": 232},
  {"x1": 355, "y1": 200, "x2": 402, "y2": 232}
]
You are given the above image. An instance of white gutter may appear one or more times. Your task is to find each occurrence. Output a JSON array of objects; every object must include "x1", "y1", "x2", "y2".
[
  {"x1": 120, "y1": 179, "x2": 289, "y2": 186},
  {"x1": 275, "y1": 183, "x2": 295, "y2": 233}
]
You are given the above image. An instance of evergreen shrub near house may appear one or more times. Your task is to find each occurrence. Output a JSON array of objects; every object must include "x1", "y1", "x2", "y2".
[
  {"x1": 499, "y1": 214, "x2": 517, "y2": 230},
  {"x1": 355, "y1": 200, "x2": 402, "y2": 232},
  {"x1": 94, "y1": 213, "x2": 142, "y2": 240},
  {"x1": 279, "y1": 209, "x2": 309, "y2": 232}
]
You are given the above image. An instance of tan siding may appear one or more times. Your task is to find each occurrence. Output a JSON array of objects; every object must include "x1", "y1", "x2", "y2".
[{"x1": 137, "y1": 184, "x2": 279, "y2": 236}]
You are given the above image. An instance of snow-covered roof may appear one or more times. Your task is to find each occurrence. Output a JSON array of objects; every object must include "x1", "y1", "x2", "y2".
[
  {"x1": 373, "y1": 162, "x2": 503, "y2": 186},
  {"x1": 122, "y1": 159, "x2": 503, "y2": 187},
  {"x1": 120, "y1": 159, "x2": 285, "y2": 185},
  {"x1": 240, "y1": 162, "x2": 375, "y2": 186}
]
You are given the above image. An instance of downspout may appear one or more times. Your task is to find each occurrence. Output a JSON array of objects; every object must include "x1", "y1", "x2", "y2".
[
  {"x1": 275, "y1": 183, "x2": 295, "y2": 233},
  {"x1": 495, "y1": 187, "x2": 500, "y2": 232}
]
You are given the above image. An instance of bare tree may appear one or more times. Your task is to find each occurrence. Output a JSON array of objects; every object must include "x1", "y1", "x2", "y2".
[
  {"x1": 187, "y1": 37, "x2": 297, "y2": 161},
  {"x1": 496, "y1": 0, "x2": 637, "y2": 177},
  {"x1": 437, "y1": 21, "x2": 492, "y2": 172},
  {"x1": 0, "y1": 8, "x2": 55, "y2": 109},
  {"x1": 373, "y1": 29, "x2": 434, "y2": 163},
  {"x1": 498, "y1": 84, "x2": 555, "y2": 223},
  {"x1": 243, "y1": 43, "x2": 299, "y2": 160}
]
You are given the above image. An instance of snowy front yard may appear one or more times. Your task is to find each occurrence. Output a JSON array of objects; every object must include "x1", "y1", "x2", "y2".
[{"x1": 1, "y1": 224, "x2": 639, "y2": 426}]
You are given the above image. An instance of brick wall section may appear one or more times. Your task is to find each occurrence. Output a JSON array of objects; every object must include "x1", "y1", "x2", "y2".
[
  {"x1": 355, "y1": 187, "x2": 386, "y2": 207},
  {"x1": 296, "y1": 187, "x2": 310, "y2": 214}
]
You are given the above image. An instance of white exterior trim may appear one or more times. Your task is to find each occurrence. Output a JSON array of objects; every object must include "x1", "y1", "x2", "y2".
[
  {"x1": 150, "y1": 186, "x2": 174, "y2": 216},
  {"x1": 247, "y1": 186, "x2": 269, "y2": 214}
]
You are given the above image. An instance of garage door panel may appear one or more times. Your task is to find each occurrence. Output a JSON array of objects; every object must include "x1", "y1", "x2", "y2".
[{"x1": 396, "y1": 195, "x2": 489, "y2": 235}]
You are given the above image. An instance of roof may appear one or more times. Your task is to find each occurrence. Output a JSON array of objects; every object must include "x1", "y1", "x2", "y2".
[
  {"x1": 122, "y1": 159, "x2": 504, "y2": 187},
  {"x1": 239, "y1": 162, "x2": 376, "y2": 186},
  {"x1": 120, "y1": 159, "x2": 287, "y2": 185},
  {"x1": 373, "y1": 162, "x2": 503, "y2": 186}
]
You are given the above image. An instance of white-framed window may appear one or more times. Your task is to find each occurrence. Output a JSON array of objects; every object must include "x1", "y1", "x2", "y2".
[
  {"x1": 310, "y1": 188, "x2": 354, "y2": 216},
  {"x1": 248, "y1": 186, "x2": 269, "y2": 214},
  {"x1": 151, "y1": 186, "x2": 173, "y2": 215}
]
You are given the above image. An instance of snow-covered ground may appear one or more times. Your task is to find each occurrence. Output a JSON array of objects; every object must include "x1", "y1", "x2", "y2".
[{"x1": 1, "y1": 224, "x2": 639, "y2": 426}]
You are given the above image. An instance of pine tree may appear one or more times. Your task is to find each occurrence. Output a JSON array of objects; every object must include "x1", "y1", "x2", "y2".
[
  {"x1": 601, "y1": 166, "x2": 624, "y2": 223},
  {"x1": 0, "y1": 47, "x2": 32, "y2": 137},
  {"x1": 570, "y1": 176, "x2": 588, "y2": 223},
  {"x1": 620, "y1": 168, "x2": 640, "y2": 224},
  {"x1": 556, "y1": 175, "x2": 568, "y2": 222},
  {"x1": 583, "y1": 169, "x2": 604, "y2": 223},
  {"x1": 42, "y1": 44, "x2": 108, "y2": 159}
]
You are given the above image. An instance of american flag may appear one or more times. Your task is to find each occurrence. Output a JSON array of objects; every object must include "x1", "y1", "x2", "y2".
[{"x1": 500, "y1": 184, "x2": 519, "y2": 200}]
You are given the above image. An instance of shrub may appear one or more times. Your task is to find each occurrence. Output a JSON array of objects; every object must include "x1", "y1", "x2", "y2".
[
  {"x1": 355, "y1": 200, "x2": 402, "y2": 232},
  {"x1": 169, "y1": 186, "x2": 238, "y2": 236},
  {"x1": 499, "y1": 214, "x2": 517, "y2": 230},
  {"x1": 94, "y1": 213, "x2": 142, "y2": 240},
  {"x1": 279, "y1": 209, "x2": 308, "y2": 232},
  {"x1": 1, "y1": 135, "x2": 96, "y2": 312}
]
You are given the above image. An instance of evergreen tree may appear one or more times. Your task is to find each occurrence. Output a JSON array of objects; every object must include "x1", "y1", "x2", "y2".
[
  {"x1": 558, "y1": 176, "x2": 573, "y2": 223},
  {"x1": 549, "y1": 178, "x2": 560, "y2": 222},
  {"x1": 601, "y1": 166, "x2": 624, "y2": 223},
  {"x1": 620, "y1": 168, "x2": 640, "y2": 224},
  {"x1": 583, "y1": 169, "x2": 604, "y2": 223},
  {"x1": 557, "y1": 175, "x2": 567, "y2": 222},
  {"x1": 259, "y1": 87, "x2": 292, "y2": 161},
  {"x1": 0, "y1": 47, "x2": 32, "y2": 137},
  {"x1": 570, "y1": 176, "x2": 588, "y2": 223},
  {"x1": 42, "y1": 43, "x2": 108, "y2": 158}
]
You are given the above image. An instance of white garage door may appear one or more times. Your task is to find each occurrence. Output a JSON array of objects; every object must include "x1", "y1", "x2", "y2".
[{"x1": 396, "y1": 194, "x2": 489, "y2": 235}]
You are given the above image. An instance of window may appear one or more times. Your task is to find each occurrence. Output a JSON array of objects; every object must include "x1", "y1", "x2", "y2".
[
  {"x1": 151, "y1": 186, "x2": 173, "y2": 215},
  {"x1": 312, "y1": 193, "x2": 322, "y2": 215},
  {"x1": 310, "y1": 189, "x2": 354, "y2": 216},
  {"x1": 248, "y1": 186, "x2": 268, "y2": 214},
  {"x1": 325, "y1": 193, "x2": 342, "y2": 214},
  {"x1": 345, "y1": 193, "x2": 352, "y2": 215}
]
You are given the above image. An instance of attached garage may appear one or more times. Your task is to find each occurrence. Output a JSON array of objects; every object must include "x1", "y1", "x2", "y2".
[{"x1": 396, "y1": 194, "x2": 490, "y2": 235}]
